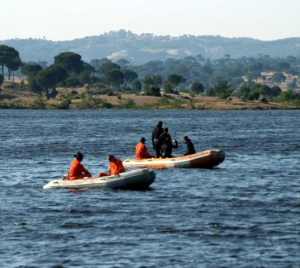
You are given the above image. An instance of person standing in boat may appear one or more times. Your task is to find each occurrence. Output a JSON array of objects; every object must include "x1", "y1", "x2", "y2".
[
  {"x1": 67, "y1": 152, "x2": 92, "y2": 180},
  {"x1": 152, "y1": 121, "x2": 164, "y2": 158},
  {"x1": 135, "y1": 137, "x2": 153, "y2": 160},
  {"x1": 183, "y1": 136, "x2": 196, "y2": 155},
  {"x1": 159, "y1": 128, "x2": 178, "y2": 158}
]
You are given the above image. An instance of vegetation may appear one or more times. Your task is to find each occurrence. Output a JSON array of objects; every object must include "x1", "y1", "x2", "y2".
[
  {"x1": 1, "y1": 43, "x2": 300, "y2": 109},
  {"x1": 0, "y1": 74, "x2": 3, "y2": 89},
  {"x1": 0, "y1": 45, "x2": 22, "y2": 80}
]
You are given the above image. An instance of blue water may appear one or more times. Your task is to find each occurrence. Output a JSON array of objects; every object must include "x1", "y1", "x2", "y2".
[{"x1": 0, "y1": 110, "x2": 300, "y2": 267}]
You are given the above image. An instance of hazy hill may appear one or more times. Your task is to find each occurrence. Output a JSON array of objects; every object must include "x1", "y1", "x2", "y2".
[{"x1": 2, "y1": 30, "x2": 300, "y2": 64}]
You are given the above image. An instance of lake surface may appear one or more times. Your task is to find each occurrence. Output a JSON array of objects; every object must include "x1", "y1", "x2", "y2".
[{"x1": 0, "y1": 109, "x2": 300, "y2": 268}]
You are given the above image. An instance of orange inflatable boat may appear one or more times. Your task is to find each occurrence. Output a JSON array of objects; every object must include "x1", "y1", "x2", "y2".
[{"x1": 123, "y1": 149, "x2": 225, "y2": 169}]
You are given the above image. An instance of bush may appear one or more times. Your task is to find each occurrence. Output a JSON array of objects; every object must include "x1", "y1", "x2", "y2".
[
  {"x1": 64, "y1": 77, "x2": 81, "y2": 87},
  {"x1": 236, "y1": 83, "x2": 282, "y2": 101},
  {"x1": 277, "y1": 90, "x2": 300, "y2": 102},
  {"x1": 144, "y1": 87, "x2": 161, "y2": 97},
  {"x1": 56, "y1": 98, "x2": 71, "y2": 109},
  {"x1": 122, "y1": 99, "x2": 137, "y2": 109},
  {"x1": 207, "y1": 80, "x2": 233, "y2": 99},
  {"x1": 102, "y1": 102, "x2": 113, "y2": 109},
  {"x1": 190, "y1": 81, "x2": 204, "y2": 94}
]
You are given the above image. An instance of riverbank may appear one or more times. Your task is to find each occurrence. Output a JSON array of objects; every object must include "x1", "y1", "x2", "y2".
[{"x1": 0, "y1": 86, "x2": 299, "y2": 110}]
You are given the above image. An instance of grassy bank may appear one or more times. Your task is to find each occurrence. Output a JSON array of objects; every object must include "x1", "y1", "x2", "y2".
[{"x1": 0, "y1": 86, "x2": 299, "y2": 110}]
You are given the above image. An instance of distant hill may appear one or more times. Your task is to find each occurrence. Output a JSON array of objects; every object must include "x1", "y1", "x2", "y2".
[{"x1": 2, "y1": 30, "x2": 300, "y2": 64}]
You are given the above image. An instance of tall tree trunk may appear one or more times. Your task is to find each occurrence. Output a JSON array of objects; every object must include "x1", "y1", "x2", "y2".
[
  {"x1": 8, "y1": 69, "x2": 11, "y2": 80},
  {"x1": 1, "y1": 64, "x2": 4, "y2": 78}
]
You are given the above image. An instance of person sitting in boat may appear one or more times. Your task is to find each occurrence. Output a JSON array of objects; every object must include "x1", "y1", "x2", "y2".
[
  {"x1": 68, "y1": 152, "x2": 92, "y2": 180},
  {"x1": 159, "y1": 128, "x2": 178, "y2": 158},
  {"x1": 136, "y1": 137, "x2": 153, "y2": 160},
  {"x1": 152, "y1": 121, "x2": 164, "y2": 158},
  {"x1": 99, "y1": 155, "x2": 126, "y2": 177},
  {"x1": 184, "y1": 136, "x2": 196, "y2": 155}
]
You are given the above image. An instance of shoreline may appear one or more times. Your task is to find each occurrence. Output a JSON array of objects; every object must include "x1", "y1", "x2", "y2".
[{"x1": 0, "y1": 88, "x2": 299, "y2": 110}]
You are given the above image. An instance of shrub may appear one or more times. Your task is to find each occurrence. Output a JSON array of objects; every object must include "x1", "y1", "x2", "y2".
[
  {"x1": 122, "y1": 99, "x2": 137, "y2": 109},
  {"x1": 144, "y1": 87, "x2": 161, "y2": 97},
  {"x1": 190, "y1": 81, "x2": 204, "y2": 94}
]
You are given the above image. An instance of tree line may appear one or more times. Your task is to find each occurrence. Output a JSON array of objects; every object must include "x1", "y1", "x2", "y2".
[{"x1": 1, "y1": 44, "x2": 300, "y2": 101}]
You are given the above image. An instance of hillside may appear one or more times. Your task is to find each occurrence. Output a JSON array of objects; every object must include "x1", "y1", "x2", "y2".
[{"x1": 2, "y1": 30, "x2": 300, "y2": 64}]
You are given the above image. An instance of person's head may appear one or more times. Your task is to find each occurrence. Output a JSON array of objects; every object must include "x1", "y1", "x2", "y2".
[
  {"x1": 164, "y1": 128, "x2": 169, "y2": 133},
  {"x1": 108, "y1": 155, "x2": 116, "y2": 162},
  {"x1": 140, "y1": 137, "x2": 146, "y2": 143},
  {"x1": 184, "y1": 136, "x2": 191, "y2": 143},
  {"x1": 157, "y1": 121, "x2": 163, "y2": 128},
  {"x1": 74, "y1": 152, "x2": 84, "y2": 161}
]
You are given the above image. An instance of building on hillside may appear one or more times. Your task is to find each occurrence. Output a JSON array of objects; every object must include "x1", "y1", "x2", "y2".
[{"x1": 255, "y1": 71, "x2": 300, "y2": 92}]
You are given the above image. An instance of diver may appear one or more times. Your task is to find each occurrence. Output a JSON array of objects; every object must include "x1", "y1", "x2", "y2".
[{"x1": 152, "y1": 121, "x2": 164, "y2": 157}]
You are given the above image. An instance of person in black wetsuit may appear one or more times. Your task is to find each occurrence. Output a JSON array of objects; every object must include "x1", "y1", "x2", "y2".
[
  {"x1": 159, "y1": 128, "x2": 178, "y2": 158},
  {"x1": 184, "y1": 136, "x2": 196, "y2": 155},
  {"x1": 152, "y1": 121, "x2": 164, "y2": 157}
]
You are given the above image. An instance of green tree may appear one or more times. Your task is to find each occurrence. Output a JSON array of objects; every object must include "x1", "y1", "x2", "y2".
[
  {"x1": 277, "y1": 89, "x2": 300, "y2": 101},
  {"x1": 144, "y1": 87, "x2": 161, "y2": 97},
  {"x1": 36, "y1": 65, "x2": 67, "y2": 98},
  {"x1": 208, "y1": 80, "x2": 233, "y2": 99},
  {"x1": 54, "y1": 52, "x2": 84, "y2": 74},
  {"x1": 261, "y1": 85, "x2": 281, "y2": 98},
  {"x1": 0, "y1": 45, "x2": 12, "y2": 76},
  {"x1": 100, "y1": 61, "x2": 121, "y2": 75},
  {"x1": 143, "y1": 75, "x2": 162, "y2": 89},
  {"x1": 168, "y1": 74, "x2": 185, "y2": 88},
  {"x1": 21, "y1": 63, "x2": 43, "y2": 77},
  {"x1": 123, "y1": 69, "x2": 138, "y2": 86},
  {"x1": 191, "y1": 81, "x2": 204, "y2": 94},
  {"x1": 6, "y1": 57, "x2": 22, "y2": 81},
  {"x1": 107, "y1": 69, "x2": 124, "y2": 89},
  {"x1": 0, "y1": 45, "x2": 22, "y2": 78},
  {"x1": 132, "y1": 80, "x2": 142, "y2": 91},
  {"x1": 63, "y1": 75, "x2": 81, "y2": 87},
  {"x1": 28, "y1": 78, "x2": 43, "y2": 94},
  {"x1": 163, "y1": 81, "x2": 174, "y2": 93}
]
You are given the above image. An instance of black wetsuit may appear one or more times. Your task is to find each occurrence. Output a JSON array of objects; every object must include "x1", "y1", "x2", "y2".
[
  {"x1": 159, "y1": 132, "x2": 173, "y2": 158},
  {"x1": 152, "y1": 126, "x2": 164, "y2": 157},
  {"x1": 184, "y1": 139, "x2": 196, "y2": 155}
]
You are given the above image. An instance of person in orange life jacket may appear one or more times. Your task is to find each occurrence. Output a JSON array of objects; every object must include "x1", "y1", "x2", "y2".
[
  {"x1": 99, "y1": 155, "x2": 126, "y2": 177},
  {"x1": 68, "y1": 152, "x2": 92, "y2": 180},
  {"x1": 135, "y1": 137, "x2": 153, "y2": 160}
]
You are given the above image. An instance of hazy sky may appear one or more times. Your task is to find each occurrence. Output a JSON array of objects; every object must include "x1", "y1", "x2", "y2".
[{"x1": 1, "y1": 0, "x2": 300, "y2": 41}]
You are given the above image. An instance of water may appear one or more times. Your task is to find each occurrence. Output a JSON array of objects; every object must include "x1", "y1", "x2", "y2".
[{"x1": 0, "y1": 109, "x2": 300, "y2": 268}]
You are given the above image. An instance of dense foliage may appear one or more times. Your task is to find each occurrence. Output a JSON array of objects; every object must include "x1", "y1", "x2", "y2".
[
  {"x1": 2, "y1": 43, "x2": 300, "y2": 101},
  {"x1": 0, "y1": 45, "x2": 22, "y2": 80}
]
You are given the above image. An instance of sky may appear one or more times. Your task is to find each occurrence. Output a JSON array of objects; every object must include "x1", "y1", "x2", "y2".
[{"x1": 1, "y1": 0, "x2": 300, "y2": 41}]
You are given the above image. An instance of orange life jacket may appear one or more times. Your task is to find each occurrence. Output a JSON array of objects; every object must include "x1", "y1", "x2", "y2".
[
  {"x1": 68, "y1": 159, "x2": 91, "y2": 180},
  {"x1": 109, "y1": 159, "x2": 125, "y2": 176},
  {"x1": 135, "y1": 142, "x2": 152, "y2": 160}
]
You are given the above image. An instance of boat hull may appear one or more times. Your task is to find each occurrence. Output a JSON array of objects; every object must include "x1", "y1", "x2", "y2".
[
  {"x1": 123, "y1": 149, "x2": 225, "y2": 169},
  {"x1": 43, "y1": 169, "x2": 155, "y2": 190}
]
